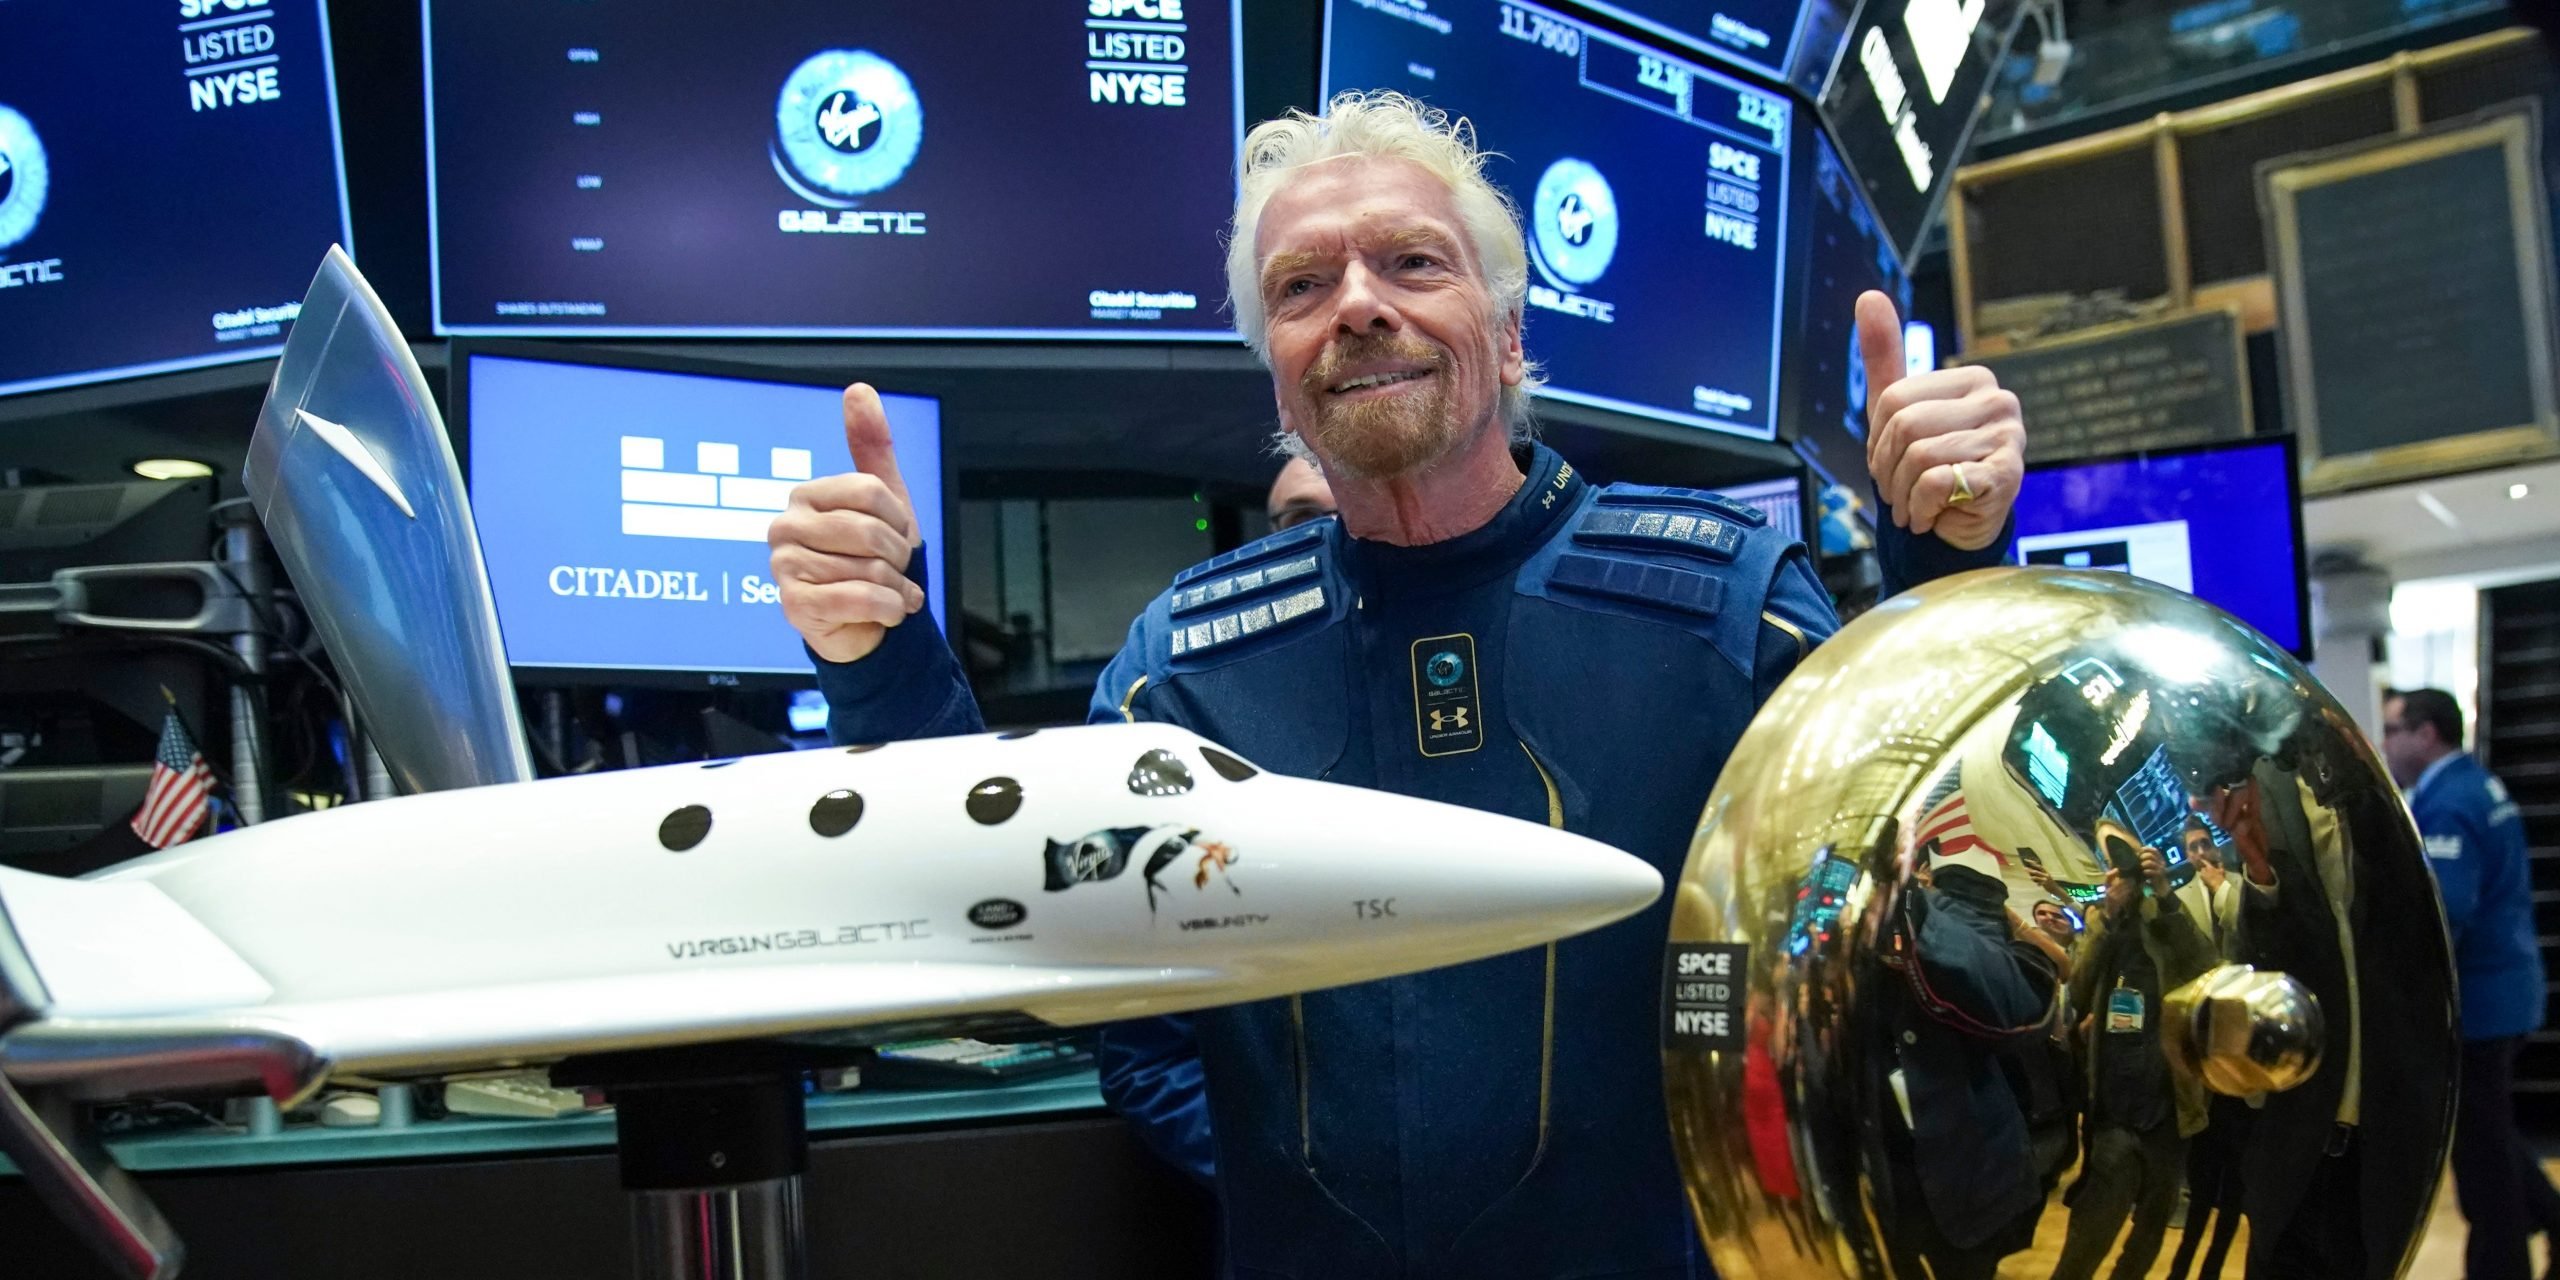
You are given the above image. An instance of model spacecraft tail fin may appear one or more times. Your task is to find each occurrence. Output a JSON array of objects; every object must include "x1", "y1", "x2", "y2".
[{"x1": 242, "y1": 245, "x2": 533, "y2": 796}]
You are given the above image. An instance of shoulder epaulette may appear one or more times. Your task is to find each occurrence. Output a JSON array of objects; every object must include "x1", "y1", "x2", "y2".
[{"x1": 1163, "y1": 520, "x2": 1339, "y2": 661}]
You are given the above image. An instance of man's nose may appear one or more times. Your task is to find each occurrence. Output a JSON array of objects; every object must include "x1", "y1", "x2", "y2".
[{"x1": 1330, "y1": 263, "x2": 1402, "y2": 335}]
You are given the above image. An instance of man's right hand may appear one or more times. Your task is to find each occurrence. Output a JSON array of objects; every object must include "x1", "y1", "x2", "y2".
[{"x1": 768, "y1": 384, "x2": 927, "y2": 664}]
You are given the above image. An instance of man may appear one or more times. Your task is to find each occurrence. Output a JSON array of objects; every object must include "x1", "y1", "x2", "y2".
[
  {"x1": 769, "y1": 92, "x2": 2025, "y2": 1277},
  {"x1": 2030, "y1": 899, "x2": 2079, "y2": 950},
  {"x1": 2382, "y1": 687, "x2": 2558, "y2": 1280},
  {"x1": 2167, "y1": 818, "x2": 2248, "y2": 1280},
  {"x1": 1268, "y1": 456, "x2": 1338, "y2": 531},
  {"x1": 2174, "y1": 817, "x2": 2243, "y2": 959},
  {"x1": 2051, "y1": 840, "x2": 2218, "y2": 1280}
]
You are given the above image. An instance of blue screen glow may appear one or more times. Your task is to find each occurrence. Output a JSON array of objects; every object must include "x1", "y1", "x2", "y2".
[
  {"x1": 2013, "y1": 438, "x2": 2308, "y2": 656},
  {"x1": 464, "y1": 353, "x2": 945, "y2": 675}
]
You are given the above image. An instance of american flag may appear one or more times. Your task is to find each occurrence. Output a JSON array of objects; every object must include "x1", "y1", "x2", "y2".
[
  {"x1": 131, "y1": 711, "x2": 214, "y2": 849},
  {"x1": 1915, "y1": 771, "x2": 2002, "y2": 867}
]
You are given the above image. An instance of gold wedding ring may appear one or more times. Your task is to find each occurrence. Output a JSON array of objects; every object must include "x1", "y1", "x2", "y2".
[{"x1": 1945, "y1": 460, "x2": 1976, "y2": 506}]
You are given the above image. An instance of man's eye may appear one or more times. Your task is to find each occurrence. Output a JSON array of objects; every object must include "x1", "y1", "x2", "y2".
[
  {"x1": 1400, "y1": 254, "x2": 1436, "y2": 269},
  {"x1": 1284, "y1": 279, "x2": 1315, "y2": 297}
]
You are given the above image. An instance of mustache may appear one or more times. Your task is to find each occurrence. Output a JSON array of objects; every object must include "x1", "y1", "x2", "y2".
[{"x1": 1300, "y1": 334, "x2": 1445, "y2": 395}]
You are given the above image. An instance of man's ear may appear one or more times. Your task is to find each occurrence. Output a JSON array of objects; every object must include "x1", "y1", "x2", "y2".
[{"x1": 1498, "y1": 308, "x2": 1525, "y2": 387}]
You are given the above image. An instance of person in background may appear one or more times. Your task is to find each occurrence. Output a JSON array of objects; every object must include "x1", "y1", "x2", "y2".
[
  {"x1": 2030, "y1": 899, "x2": 2079, "y2": 952},
  {"x1": 1266, "y1": 456, "x2": 1337, "y2": 531},
  {"x1": 2175, "y1": 817, "x2": 2244, "y2": 959},
  {"x1": 2168, "y1": 820, "x2": 2250, "y2": 1280},
  {"x1": 2051, "y1": 839, "x2": 2217, "y2": 1280},
  {"x1": 2381, "y1": 687, "x2": 2560, "y2": 1280}
]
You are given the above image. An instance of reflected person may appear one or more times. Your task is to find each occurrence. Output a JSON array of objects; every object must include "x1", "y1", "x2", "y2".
[
  {"x1": 2050, "y1": 840, "x2": 2216, "y2": 1280},
  {"x1": 1879, "y1": 848, "x2": 2060, "y2": 1280}
]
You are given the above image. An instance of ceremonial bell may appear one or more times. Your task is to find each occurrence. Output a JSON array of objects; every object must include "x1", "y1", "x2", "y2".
[{"x1": 1665, "y1": 567, "x2": 2455, "y2": 1279}]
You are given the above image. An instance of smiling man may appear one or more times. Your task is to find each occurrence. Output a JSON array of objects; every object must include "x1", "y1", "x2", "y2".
[{"x1": 771, "y1": 92, "x2": 2024, "y2": 1279}]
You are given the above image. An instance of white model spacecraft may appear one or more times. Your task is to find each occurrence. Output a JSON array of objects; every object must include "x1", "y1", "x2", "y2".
[{"x1": 0, "y1": 250, "x2": 1663, "y2": 1278}]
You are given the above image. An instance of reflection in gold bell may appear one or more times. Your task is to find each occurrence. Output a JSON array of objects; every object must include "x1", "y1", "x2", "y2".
[
  {"x1": 2162, "y1": 964, "x2": 2324, "y2": 1098},
  {"x1": 1663, "y1": 567, "x2": 2457, "y2": 1280}
]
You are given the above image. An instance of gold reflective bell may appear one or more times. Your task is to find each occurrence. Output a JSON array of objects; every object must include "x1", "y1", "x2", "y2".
[{"x1": 1664, "y1": 567, "x2": 2455, "y2": 1280}]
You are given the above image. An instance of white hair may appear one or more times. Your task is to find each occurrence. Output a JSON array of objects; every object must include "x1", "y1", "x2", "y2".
[{"x1": 1228, "y1": 91, "x2": 1543, "y2": 443}]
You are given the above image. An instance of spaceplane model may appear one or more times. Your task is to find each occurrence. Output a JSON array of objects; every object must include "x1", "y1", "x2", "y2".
[{"x1": 0, "y1": 247, "x2": 1665, "y2": 1279}]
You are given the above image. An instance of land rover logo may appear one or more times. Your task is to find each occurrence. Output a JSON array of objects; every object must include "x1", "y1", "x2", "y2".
[{"x1": 968, "y1": 898, "x2": 1027, "y2": 930}]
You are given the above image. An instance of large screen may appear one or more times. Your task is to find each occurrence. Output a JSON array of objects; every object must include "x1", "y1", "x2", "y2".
[
  {"x1": 1815, "y1": 0, "x2": 2022, "y2": 263},
  {"x1": 1325, "y1": 0, "x2": 1794, "y2": 439},
  {"x1": 0, "y1": 1, "x2": 350, "y2": 398},
  {"x1": 2012, "y1": 437, "x2": 2308, "y2": 657},
  {"x1": 458, "y1": 349, "x2": 948, "y2": 679},
  {"x1": 1568, "y1": 1, "x2": 1810, "y2": 82},
  {"x1": 1788, "y1": 126, "x2": 1911, "y2": 491},
  {"x1": 425, "y1": 1, "x2": 1240, "y2": 339}
]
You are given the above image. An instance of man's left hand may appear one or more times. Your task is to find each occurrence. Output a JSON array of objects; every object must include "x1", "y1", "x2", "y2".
[{"x1": 1859, "y1": 291, "x2": 2025, "y2": 551}]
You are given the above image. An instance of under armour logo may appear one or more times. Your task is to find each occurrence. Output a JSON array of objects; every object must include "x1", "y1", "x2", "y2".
[{"x1": 1430, "y1": 707, "x2": 1470, "y2": 732}]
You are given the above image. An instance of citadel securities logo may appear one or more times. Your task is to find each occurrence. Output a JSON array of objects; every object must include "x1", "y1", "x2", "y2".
[
  {"x1": 1526, "y1": 158, "x2": 1616, "y2": 324},
  {"x1": 772, "y1": 50, "x2": 924, "y2": 208},
  {"x1": 545, "y1": 435, "x2": 814, "y2": 606},
  {"x1": 0, "y1": 104, "x2": 51, "y2": 253}
]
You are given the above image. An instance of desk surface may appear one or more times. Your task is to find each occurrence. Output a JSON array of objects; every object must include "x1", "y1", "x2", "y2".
[{"x1": 18, "y1": 1070, "x2": 1104, "y2": 1175}]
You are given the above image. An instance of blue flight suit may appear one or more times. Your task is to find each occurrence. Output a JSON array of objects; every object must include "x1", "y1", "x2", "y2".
[
  {"x1": 2412, "y1": 752, "x2": 2542, "y2": 1041},
  {"x1": 815, "y1": 444, "x2": 2004, "y2": 1278}
]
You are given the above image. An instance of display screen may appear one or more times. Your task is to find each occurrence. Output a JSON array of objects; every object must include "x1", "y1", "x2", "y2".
[
  {"x1": 1710, "y1": 475, "x2": 1805, "y2": 544},
  {"x1": 461, "y1": 351, "x2": 947, "y2": 677},
  {"x1": 1324, "y1": 0, "x2": 1794, "y2": 439},
  {"x1": 425, "y1": 1, "x2": 1240, "y2": 339},
  {"x1": 1788, "y1": 127, "x2": 1910, "y2": 492},
  {"x1": 0, "y1": 1, "x2": 350, "y2": 397},
  {"x1": 1567, "y1": 0, "x2": 1809, "y2": 81},
  {"x1": 1814, "y1": 0, "x2": 2021, "y2": 262},
  {"x1": 2012, "y1": 437, "x2": 2307, "y2": 656}
]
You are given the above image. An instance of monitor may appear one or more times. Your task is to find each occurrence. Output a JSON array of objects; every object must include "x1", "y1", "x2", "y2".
[
  {"x1": 1709, "y1": 475, "x2": 1810, "y2": 545},
  {"x1": 452, "y1": 345, "x2": 950, "y2": 684},
  {"x1": 2012, "y1": 436, "x2": 2310, "y2": 658},
  {"x1": 1323, "y1": 0, "x2": 1795, "y2": 439},
  {"x1": 1813, "y1": 0, "x2": 2024, "y2": 263},
  {"x1": 1786, "y1": 126, "x2": 1911, "y2": 494},
  {"x1": 0, "y1": 1, "x2": 351, "y2": 397},
  {"x1": 424, "y1": 1, "x2": 1241, "y2": 339},
  {"x1": 1566, "y1": 1, "x2": 1811, "y2": 83}
]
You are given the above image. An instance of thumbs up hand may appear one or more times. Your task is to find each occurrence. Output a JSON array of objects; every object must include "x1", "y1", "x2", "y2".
[
  {"x1": 767, "y1": 384, "x2": 927, "y2": 664},
  {"x1": 1857, "y1": 291, "x2": 2024, "y2": 551}
]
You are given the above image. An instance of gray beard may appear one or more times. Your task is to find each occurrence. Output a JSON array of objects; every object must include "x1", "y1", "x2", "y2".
[{"x1": 1307, "y1": 376, "x2": 1462, "y2": 482}]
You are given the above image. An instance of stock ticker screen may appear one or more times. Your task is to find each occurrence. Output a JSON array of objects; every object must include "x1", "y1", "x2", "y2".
[
  {"x1": 1568, "y1": 0, "x2": 1811, "y2": 82},
  {"x1": 425, "y1": 1, "x2": 1241, "y2": 338},
  {"x1": 1326, "y1": 0, "x2": 1794, "y2": 439},
  {"x1": 0, "y1": 0, "x2": 350, "y2": 397}
]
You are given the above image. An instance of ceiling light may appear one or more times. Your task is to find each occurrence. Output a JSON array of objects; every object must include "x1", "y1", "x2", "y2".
[
  {"x1": 2415, "y1": 490, "x2": 2461, "y2": 531},
  {"x1": 2511, "y1": 483, "x2": 2532, "y2": 500},
  {"x1": 131, "y1": 458, "x2": 215, "y2": 481}
]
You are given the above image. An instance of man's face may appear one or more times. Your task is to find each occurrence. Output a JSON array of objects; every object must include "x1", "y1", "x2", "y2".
[
  {"x1": 2031, "y1": 902, "x2": 2073, "y2": 943},
  {"x1": 1253, "y1": 156, "x2": 1525, "y2": 482},
  {"x1": 1266, "y1": 457, "x2": 1337, "y2": 530},
  {"x1": 2380, "y1": 697, "x2": 2430, "y2": 787}
]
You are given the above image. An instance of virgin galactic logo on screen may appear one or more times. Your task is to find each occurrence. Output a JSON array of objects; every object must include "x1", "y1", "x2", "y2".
[
  {"x1": 1529, "y1": 158, "x2": 1618, "y2": 321},
  {"x1": 425, "y1": 1, "x2": 1241, "y2": 338},
  {"x1": 772, "y1": 50, "x2": 926, "y2": 207},
  {"x1": 0, "y1": 106, "x2": 48, "y2": 253},
  {"x1": 0, "y1": 2, "x2": 350, "y2": 397}
]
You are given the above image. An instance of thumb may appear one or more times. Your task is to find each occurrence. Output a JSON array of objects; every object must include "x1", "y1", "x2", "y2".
[
  {"x1": 840, "y1": 383, "x2": 916, "y2": 543},
  {"x1": 1856, "y1": 290, "x2": 1907, "y2": 436}
]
